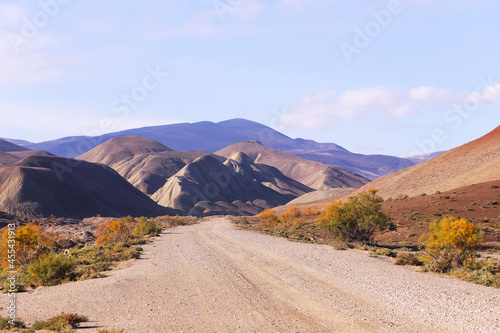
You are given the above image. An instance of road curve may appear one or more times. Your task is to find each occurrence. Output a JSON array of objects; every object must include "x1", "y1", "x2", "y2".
[{"x1": 3, "y1": 218, "x2": 500, "y2": 332}]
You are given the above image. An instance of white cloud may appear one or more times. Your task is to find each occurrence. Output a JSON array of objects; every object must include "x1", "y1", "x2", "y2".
[
  {"x1": 476, "y1": 84, "x2": 500, "y2": 103},
  {"x1": 279, "y1": 86, "x2": 468, "y2": 130}
]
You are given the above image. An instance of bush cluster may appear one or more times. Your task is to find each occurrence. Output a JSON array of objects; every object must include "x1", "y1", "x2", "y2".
[
  {"x1": 257, "y1": 208, "x2": 279, "y2": 229},
  {"x1": 0, "y1": 216, "x2": 165, "y2": 289},
  {"x1": 318, "y1": 190, "x2": 389, "y2": 242}
]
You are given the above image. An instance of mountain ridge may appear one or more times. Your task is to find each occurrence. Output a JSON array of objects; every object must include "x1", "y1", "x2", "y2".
[{"x1": 13, "y1": 118, "x2": 419, "y2": 180}]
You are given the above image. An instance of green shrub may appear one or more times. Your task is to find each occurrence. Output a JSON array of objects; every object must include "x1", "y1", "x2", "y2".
[
  {"x1": 133, "y1": 217, "x2": 162, "y2": 237},
  {"x1": 0, "y1": 271, "x2": 26, "y2": 293},
  {"x1": 406, "y1": 213, "x2": 422, "y2": 220},
  {"x1": 0, "y1": 315, "x2": 25, "y2": 329},
  {"x1": 24, "y1": 253, "x2": 76, "y2": 287},
  {"x1": 319, "y1": 190, "x2": 389, "y2": 242},
  {"x1": 33, "y1": 312, "x2": 88, "y2": 331},
  {"x1": 450, "y1": 267, "x2": 500, "y2": 288},
  {"x1": 395, "y1": 253, "x2": 423, "y2": 266},
  {"x1": 70, "y1": 243, "x2": 142, "y2": 281},
  {"x1": 169, "y1": 216, "x2": 188, "y2": 227},
  {"x1": 374, "y1": 247, "x2": 397, "y2": 257}
]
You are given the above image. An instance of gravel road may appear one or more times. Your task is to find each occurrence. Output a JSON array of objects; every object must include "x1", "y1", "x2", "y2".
[{"x1": 3, "y1": 218, "x2": 499, "y2": 332}]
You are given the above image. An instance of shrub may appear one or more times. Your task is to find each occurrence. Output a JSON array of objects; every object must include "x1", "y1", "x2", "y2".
[
  {"x1": 304, "y1": 207, "x2": 320, "y2": 216},
  {"x1": 98, "y1": 329, "x2": 125, "y2": 333},
  {"x1": 96, "y1": 219, "x2": 133, "y2": 245},
  {"x1": 0, "y1": 315, "x2": 25, "y2": 329},
  {"x1": 450, "y1": 267, "x2": 500, "y2": 288},
  {"x1": 233, "y1": 216, "x2": 249, "y2": 225},
  {"x1": 374, "y1": 247, "x2": 397, "y2": 257},
  {"x1": 395, "y1": 194, "x2": 409, "y2": 201},
  {"x1": 258, "y1": 209, "x2": 279, "y2": 228},
  {"x1": 318, "y1": 190, "x2": 389, "y2": 242},
  {"x1": 33, "y1": 312, "x2": 88, "y2": 331},
  {"x1": 420, "y1": 216, "x2": 479, "y2": 272},
  {"x1": 169, "y1": 216, "x2": 188, "y2": 227},
  {"x1": 279, "y1": 206, "x2": 302, "y2": 224},
  {"x1": 395, "y1": 253, "x2": 423, "y2": 266},
  {"x1": 406, "y1": 212, "x2": 422, "y2": 220},
  {"x1": 24, "y1": 253, "x2": 76, "y2": 287},
  {"x1": 133, "y1": 217, "x2": 162, "y2": 237},
  {"x1": 0, "y1": 222, "x2": 56, "y2": 269}
]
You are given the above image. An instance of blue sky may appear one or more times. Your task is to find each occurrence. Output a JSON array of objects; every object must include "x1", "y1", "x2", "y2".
[{"x1": 0, "y1": 0, "x2": 499, "y2": 157}]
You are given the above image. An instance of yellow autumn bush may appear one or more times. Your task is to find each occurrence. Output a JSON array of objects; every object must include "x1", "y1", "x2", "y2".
[
  {"x1": 304, "y1": 207, "x2": 320, "y2": 216},
  {"x1": 257, "y1": 209, "x2": 279, "y2": 229},
  {"x1": 95, "y1": 219, "x2": 133, "y2": 245},
  {"x1": 420, "y1": 216, "x2": 479, "y2": 272},
  {"x1": 279, "y1": 206, "x2": 302, "y2": 225},
  {"x1": 0, "y1": 222, "x2": 56, "y2": 269}
]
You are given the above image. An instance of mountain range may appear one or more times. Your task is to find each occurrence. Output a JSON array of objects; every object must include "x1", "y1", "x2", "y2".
[
  {"x1": 0, "y1": 132, "x2": 371, "y2": 217},
  {"x1": 4, "y1": 118, "x2": 494, "y2": 219},
  {"x1": 5, "y1": 118, "x2": 422, "y2": 180},
  {"x1": 76, "y1": 136, "x2": 364, "y2": 216}
]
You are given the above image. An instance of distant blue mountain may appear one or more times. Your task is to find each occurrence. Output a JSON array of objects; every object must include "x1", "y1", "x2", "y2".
[
  {"x1": 21, "y1": 118, "x2": 346, "y2": 156},
  {"x1": 10, "y1": 118, "x2": 420, "y2": 179}
]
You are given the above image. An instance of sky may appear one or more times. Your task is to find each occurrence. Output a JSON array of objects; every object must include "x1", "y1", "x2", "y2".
[{"x1": 0, "y1": 0, "x2": 499, "y2": 157}]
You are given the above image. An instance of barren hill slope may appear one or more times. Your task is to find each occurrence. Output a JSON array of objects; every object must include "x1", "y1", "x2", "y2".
[
  {"x1": 8, "y1": 150, "x2": 54, "y2": 159},
  {"x1": 0, "y1": 156, "x2": 172, "y2": 218},
  {"x1": 0, "y1": 138, "x2": 30, "y2": 152},
  {"x1": 77, "y1": 136, "x2": 173, "y2": 165},
  {"x1": 78, "y1": 136, "x2": 216, "y2": 195},
  {"x1": 225, "y1": 152, "x2": 312, "y2": 197},
  {"x1": 216, "y1": 141, "x2": 369, "y2": 190},
  {"x1": 0, "y1": 139, "x2": 53, "y2": 162},
  {"x1": 356, "y1": 125, "x2": 500, "y2": 199},
  {"x1": 152, "y1": 154, "x2": 295, "y2": 214},
  {"x1": 0, "y1": 151, "x2": 20, "y2": 166}
]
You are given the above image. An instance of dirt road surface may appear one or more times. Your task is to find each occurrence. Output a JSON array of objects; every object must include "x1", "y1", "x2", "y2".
[{"x1": 3, "y1": 218, "x2": 499, "y2": 332}]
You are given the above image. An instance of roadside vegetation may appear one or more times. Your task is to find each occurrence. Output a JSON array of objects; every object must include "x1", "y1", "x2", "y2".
[
  {"x1": 0, "y1": 214, "x2": 199, "y2": 332},
  {"x1": 0, "y1": 215, "x2": 197, "y2": 292},
  {"x1": 0, "y1": 312, "x2": 125, "y2": 332},
  {"x1": 235, "y1": 189, "x2": 500, "y2": 288}
]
